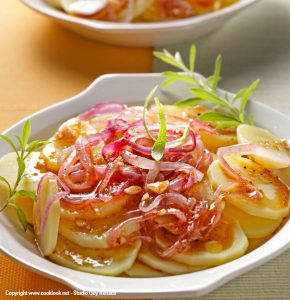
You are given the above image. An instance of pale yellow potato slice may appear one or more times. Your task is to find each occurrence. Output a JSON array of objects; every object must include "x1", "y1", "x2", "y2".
[
  {"x1": 59, "y1": 218, "x2": 140, "y2": 249},
  {"x1": 223, "y1": 202, "x2": 282, "y2": 239},
  {"x1": 199, "y1": 131, "x2": 237, "y2": 153},
  {"x1": 0, "y1": 152, "x2": 42, "y2": 224},
  {"x1": 40, "y1": 142, "x2": 62, "y2": 172},
  {"x1": 208, "y1": 160, "x2": 234, "y2": 190},
  {"x1": 237, "y1": 124, "x2": 290, "y2": 169},
  {"x1": 50, "y1": 235, "x2": 141, "y2": 276},
  {"x1": 156, "y1": 216, "x2": 248, "y2": 267},
  {"x1": 125, "y1": 260, "x2": 166, "y2": 278},
  {"x1": 60, "y1": 194, "x2": 132, "y2": 220},
  {"x1": 34, "y1": 177, "x2": 60, "y2": 256},
  {"x1": 207, "y1": 159, "x2": 290, "y2": 220},
  {"x1": 53, "y1": 117, "x2": 96, "y2": 147},
  {"x1": 138, "y1": 248, "x2": 204, "y2": 275}
]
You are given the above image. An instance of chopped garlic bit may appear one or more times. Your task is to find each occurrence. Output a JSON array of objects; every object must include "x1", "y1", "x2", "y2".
[
  {"x1": 147, "y1": 180, "x2": 169, "y2": 194},
  {"x1": 124, "y1": 185, "x2": 143, "y2": 195},
  {"x1": 75, "y1": 219, "x2": 87, "y2": 228},
  {"x1": 157, "y1": 209, "x2": 167, "y2": 216},
  {"x1": 141, "y1": 193, "x2": 150, "y2": 201}
]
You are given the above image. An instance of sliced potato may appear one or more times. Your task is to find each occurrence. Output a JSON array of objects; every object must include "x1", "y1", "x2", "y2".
[
  {"x1": 208, "y1": 160, "x2": 234, "y2": 190},
  {"x1": 208, "y1": 158, "x2": 290, "y2": 220},
  {"x1": 156, "y1": 216, "x2": 248, "y2": 267},
  {"x1": 40, "y1": 142, "x2": 62, "y2": 172},
  {"x1": 237, "y1": 124, "x2": 290, "y2": 169},
  {"x1": 223, "y1": 202, "x2": 282, "y2": 239},
  {"x1": 50, "y1": 235, "x2": 141, "y2": 276},
  {"x1": 59, "y1": 218, "x2": 140, "y2": 249},
  {"x1": 54, "y1": 117, "x2": 96, "y2": 147},
  {"x1": 138, "y1": 247, "x2": 205, "y2": 275},
  {"x1": 34, "y1": 177, "x2": 60, "y2": 256},
  {"x1": 60, "y1": 193, "x2": 133, "y2": 220},
  {"x1": 199, "y1": 131, "x2": 237, "y2": 153},
  {"x1": 125, "y1": 260, "x2": 166, "y2": 278}
]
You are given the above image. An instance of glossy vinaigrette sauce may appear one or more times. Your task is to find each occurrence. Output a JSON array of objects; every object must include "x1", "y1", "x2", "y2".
[{"x1": 1, "y1": 102, "x2": 289, "y2": 277}]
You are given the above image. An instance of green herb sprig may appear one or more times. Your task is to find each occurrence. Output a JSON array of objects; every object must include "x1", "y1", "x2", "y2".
[
  {"x1": 0, "y1": 120, "x2": 49, "y2": 230},
  {"x1": 154, "y1": 45, "x2": 260, "y2": 129},
  {"x1": 143, "y1": 86, "x2": 167, "y2": 161}
]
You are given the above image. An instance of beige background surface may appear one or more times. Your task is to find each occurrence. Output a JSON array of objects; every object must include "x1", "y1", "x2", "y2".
[
  {"x1": 156, "y1": 0, "x2": 290, "y2": 299},
  {"x1": 0, "y1": 1, "x2": 152, "y2": 132}
]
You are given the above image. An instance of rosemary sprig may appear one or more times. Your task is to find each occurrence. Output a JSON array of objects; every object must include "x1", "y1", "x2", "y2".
[
  {"x1": 154, "y1": 45, "x2": 260, "y2": 128},
  {"x1": 0, "y1": 120, "x2": 49, "y2": 230}
]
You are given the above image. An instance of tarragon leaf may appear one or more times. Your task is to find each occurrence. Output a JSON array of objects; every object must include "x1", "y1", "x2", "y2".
[
  {"x1": 189, "y1": 45, "x2": 197, "y2": 73},
  {"x1": 232, "y1": 88, "x2": 247, "y2": 103},
  {"x1": 160, "y1": 77, "x2": 177, "y2": 88},
  {"x1": 17, "y1": 157, "x2": 26, "y2": 179},
  {"x1": 143, "y1": 86, "x2": 159, "y2": 141},
  {"x1": 175, "y1": 98, "x2": 202, "y2": 106},
  {"x1": 22, "y1": 120, "x2": 31, "y2": 150},
  {"x1": 152, "y1": 97, "x2": 167, "y2": 161},
  {"x1": 212, "y1": 55, "x2": 222, "y2": 92},
  {"x1": 14, "y1": 190, "x2": 37, "y2": 202},
  {"x1": 198, "y1": 112, "x2": 238, "y2": 122},
  {"x1": 0, "y1": 134, "x2": 19, "y2": 156},
  {"x1": 239, "y1": 79, "x2": 260, "y2": 122},
  {"x1": 16, "y1": 206, "x2": 28, "y2": 231},
  {"x1": 25, "y1": 140, "x2": 50, "y2": 156},
  {"x1": 163, "y1": 72, "x2": 199, "y2": 85},
  {"x1": 154, "y1": 51, "x2": 187, "y2": 72},
  {"x1": 249, "y1": 115, "x2": 255, "y2": 125},
  {"x1": 0, "y1": 176, "x2": 12, "y2": 196},
  {"x1": 7, "y1": 203, "x2": 28, "y2": 231},
  {"x1": 216, "y1": 121, "x2": 242, "y2": 129},
  {"x1": 190, "y1": 88, "x2": 227, "y2": 106},
  {"x1": 174, "y1": 52, "x2": 188, "y2": 72},
  {"x1": 14, "y1": 135, "x2": 23, "y2": 150}
]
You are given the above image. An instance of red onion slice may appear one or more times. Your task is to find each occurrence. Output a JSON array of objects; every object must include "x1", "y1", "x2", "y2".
[
  {"x1": 39, "y1": 191, "x2": 69, "y2": 233},
  {"x1": 98, "y1": 160, "x2": 119, "y2": 194},
  {"x1": 139, "y1": 192, "x2": 195, "y2": 212},
  {"x1": 121, "y1": 150, "x2": 203, "y2": 182},
  {"x1": 78, "y1": 102, "x2": 126, "y2": 121},
  {"x1": 102, "y1": 138, "x2": 127, "y2": 161},
  {"x1": 190, "y1": 119, "x2": 220, "y2": 135}
]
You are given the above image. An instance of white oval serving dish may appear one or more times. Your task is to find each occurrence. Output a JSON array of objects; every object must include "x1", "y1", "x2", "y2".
[
  {"x1": 0, "y1": 73, "x2": 290, "y2": 298},
  {"x1": 20, "y1": 0, "x2": 258, "y2": 47}
]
